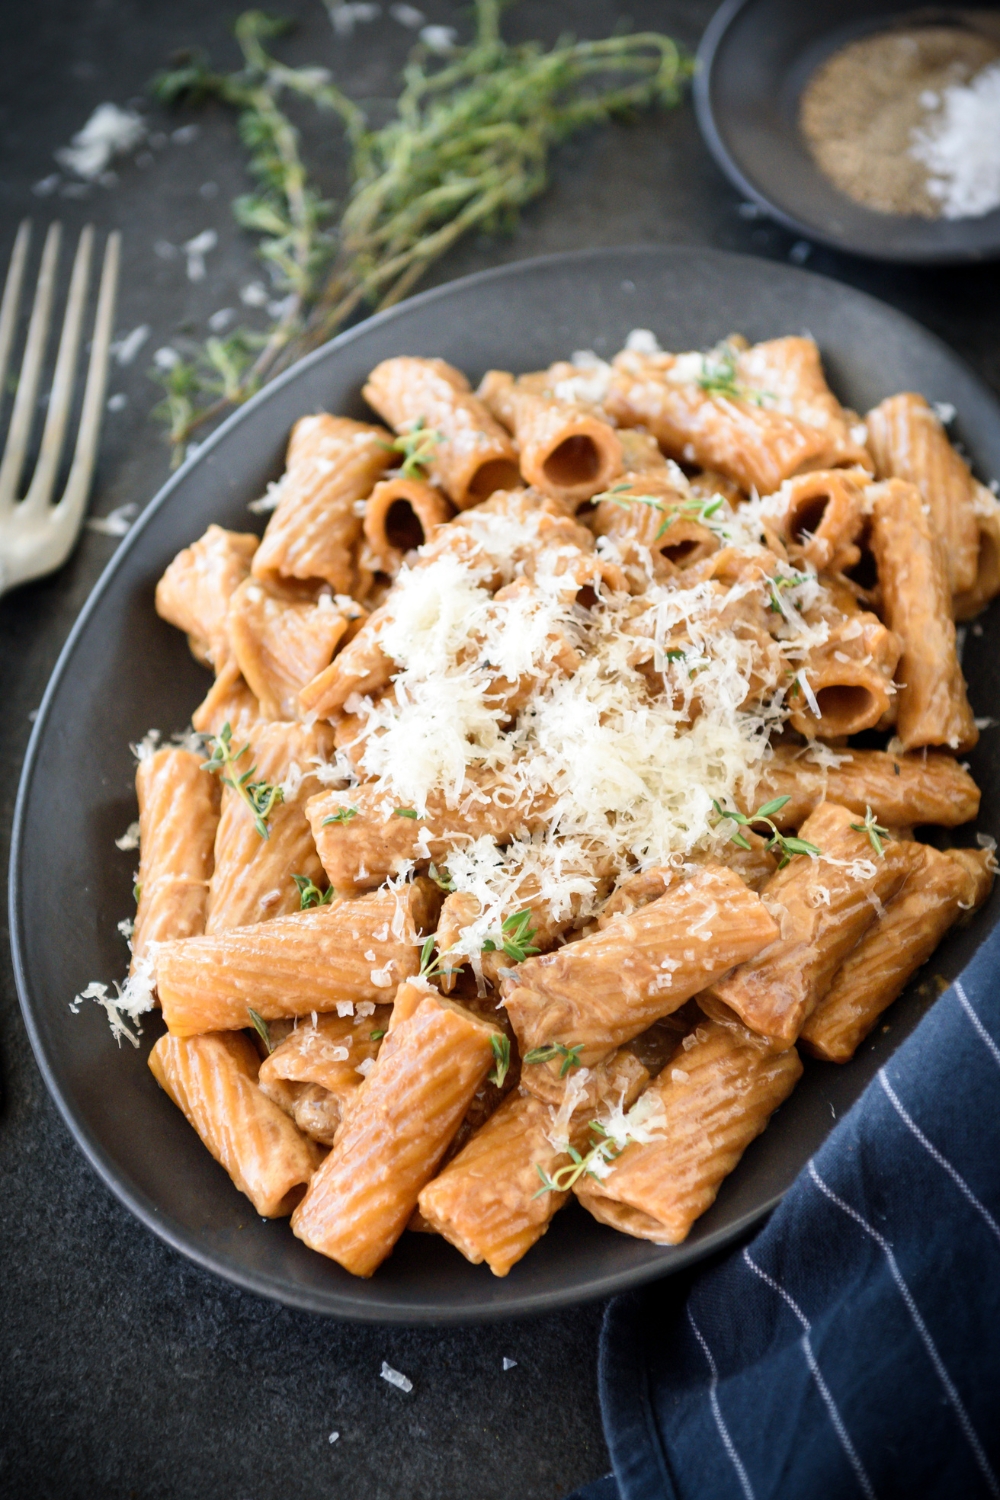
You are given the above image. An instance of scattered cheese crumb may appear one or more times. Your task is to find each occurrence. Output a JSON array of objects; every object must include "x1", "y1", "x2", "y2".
[
  {"x1": 115, "y1": 821, "x2": 140, "y2": 851},
  {"x1": 503, "y1": 1358, "x2": 518, "y2": 1371}
]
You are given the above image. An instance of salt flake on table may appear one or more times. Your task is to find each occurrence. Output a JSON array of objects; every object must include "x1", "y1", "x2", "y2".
[
  {"x1": 380, "y1": 1361, "x2": 413, "y2": 1392},
  {"x1": 55, "y1": 103, "x2": 145, "y2": 180}
]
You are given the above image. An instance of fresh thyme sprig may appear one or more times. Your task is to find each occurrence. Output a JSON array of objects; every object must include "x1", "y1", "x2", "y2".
[
  {"x1": 482, "y1": 908, "x2": 540, "y2": 963},
  {"x1": 248, "y1": 1006, "x2": 273, "y2": 1052},
  {"x1": 533, "y1": 1122, "x2": 619, "y2": 1196},
  {"x1": 149, "y1": 3, "x2": 691, "y2": 461},
  {"x1": 292, "y1": 873, "x2": 334, "y2": 908},
  {"x1": 695, "y1": 343, "x2": 770, "y2": 407},
  {"x1": 712, "y1": 795, "x2": 821, "y2": 870},
  {"x1": 850, "y1": 806, "x2": 890, "y2": 857},
  {"x1": 523, "y1": 1041, "x2": 584, "y2": 1077},
  {"x1": 385, "y1": 417, "x2": 442, "y2": 478},
  {"x1": 593, "y1": 486, "x2": 728, "y2": 542},
  {"x1": 766, "y1": 571, "x2": 808, "y2": 614},
  {"x1": 489, "y1": 1034, "x2": 511, "y2": 1088},
  {"x1": 322, "y1": 805, "x2": 358, "y2": 825},
  {"x1": 416, "y1": 935, "x2": 458, "y2": 984},
  {"x1": 202, "y1": 721, "x2": 283, "y2": 839}
]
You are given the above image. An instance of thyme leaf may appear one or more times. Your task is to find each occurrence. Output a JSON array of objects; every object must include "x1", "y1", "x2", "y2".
[
  {"x1": 202, "y1": 721, "x2": 283, "y2": 839},
  {"x1": 850, "y1": 806, "x2": 890, "y2": 858},
  {"x1": 247, "y1": 1006, "x2": 273, "y2": 1053},
  {"x1": 489, "y1": 1034, "x2": 511, "y2": 1088},
  {"x1": 322, "y1": 805, "x2": 358, "y2": 825},
  {"x1": 292, "y1": 873, "x2": 334, "y2": 908},
  {"x1": 523, "y1": 1041, "x2": 584, "y2": 1077},
  {"x1": 385, "y1": 417, "x2": 442, "y2": 478},
  {"x1": 393, "y1": 807, "x2": 419, "y2": 818}
]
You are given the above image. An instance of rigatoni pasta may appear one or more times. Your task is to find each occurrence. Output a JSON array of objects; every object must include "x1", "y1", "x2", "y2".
[{"x1": 84, "y1": 321, "x2": 997, "y2": 1275}]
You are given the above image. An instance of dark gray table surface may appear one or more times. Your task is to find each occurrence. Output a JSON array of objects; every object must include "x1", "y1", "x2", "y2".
[{"x1": 2, "y1": 3, "x2": 999, "y2": 1497}]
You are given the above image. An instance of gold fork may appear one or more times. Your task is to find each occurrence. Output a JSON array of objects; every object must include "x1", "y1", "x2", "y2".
[{"x1": 0, "y1": 220, "x2": 120, "y2": 597}]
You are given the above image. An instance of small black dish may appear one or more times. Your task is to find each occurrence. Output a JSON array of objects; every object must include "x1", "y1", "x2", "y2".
[
  {"x1": 10, "y1": 246, "x2": 1000, "y2": 1323},
  {"x1": 695, "y1": 0, "x2": 1000, "y2": 264}
]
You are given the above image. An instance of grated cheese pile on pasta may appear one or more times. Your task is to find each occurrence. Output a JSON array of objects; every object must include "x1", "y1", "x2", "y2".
[{"x1": 76, "y1": 328, "x2": 999, "y2": 1279}]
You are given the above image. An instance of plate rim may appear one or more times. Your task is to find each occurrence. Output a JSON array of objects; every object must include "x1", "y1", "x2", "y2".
[
  {"x1": 693, "y1": 0, "x2": 1000, "y2": 266},
  {"x1": 10, "y1": 242, "x2": 999, "y2": 1323}
]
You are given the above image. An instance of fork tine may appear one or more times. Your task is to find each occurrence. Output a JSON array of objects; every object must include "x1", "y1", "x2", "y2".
[
  {"x1": 0, "y1": 220, "x2": 31, "y2": 416},
  {"x1": 21, "y1": 226, "x2": 94, "y2": 518},
  {"x1": 54, "y1": 231, "x2": 120, "y2": 534},
  {"x1": 0, "y1": 221, "x2": 61, "y2": 513}
]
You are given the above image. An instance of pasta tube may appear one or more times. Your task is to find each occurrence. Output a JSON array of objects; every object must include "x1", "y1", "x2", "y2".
[
  {"x1": 417, "y1": 1049, "x2": 650, "y2": 1277},
  {"x1": 157, "y1": 879, "x2": 438, "y2": 1035},
  {"x1": 297, "y1": 601, "x2": 394, "y2": 719},
  {"x1": 252, "y1": 415, "x2": 392, "y2": 594},
  {"x1": 575, "y1": 1019, "x2": 802, "y2": 1244},
  {"x1": 258, "y1": 1007, "x2": 391, "y2": 1142},
  {"x1": 478, "y1": 369, "x2": 623, "y2": 507},
  {"x1": 307, "y1": 775, "x2": 554, "y2": 894},
  {"x1": 590, "y1": 472, "x2": 719, "y2": 578},
  {"x1": 505, "y1": 863, "x2": 779, "y2": 1101},
  {"x1": 205, "y1": 722, "x2": 334, "y2": 933},
  {"x1": 227, "y1": 578, "x2": 349, "y2": 721},
  {"x1": 155, "y1": 525, "x2": 258, "y2": 672},
  {"x1": 363, "y1": 357, "x2": 521, "y2": 509},
  {"x1": 190, "y1": 663, "x2": 263, "y2": 741},
  {"x1": 291, "y1": 992, "x2": 502, "y2": 1275},
  {"x1": 800, "y1": 845, "x2": 994, "y2": 1062},
  {"x1": 954, "y1": 490, "x2": 1000, "y2": 622},
  {"x1": 362, "y1": 476, "x2": 452, "y2": 577},
  {"x1": 746, "y1": 744, "x2": 980, "y2": 830},
  {"x1": 606, "y1": 337, "x2": 871, "y2": 496},
  {"x1": 708, "y1": 802, "x2": 918, "y2": 1045},
  {"x1": 772, "y1": 469, "x2": 870, "y2": 575},
  {"x1": 865, "y1": 393, "x2": 980, "y2": 595},
  {"x1": 132, "y1": 748, "x2": 220, "y2": 967},
  {"x1": 870, "y1": 478, "x2": 978, "y2": 752},
  {"x1": 786, "y1": 604, "x2": 901, "y2": 739},
  {"x1": 149, "y1": 1030, "x2": 323, "y2": 1216}
]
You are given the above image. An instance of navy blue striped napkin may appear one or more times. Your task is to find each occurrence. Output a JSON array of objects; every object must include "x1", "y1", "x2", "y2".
[{"x1": 566, "y1": 943, "x2": 1000, "y2": 1500}]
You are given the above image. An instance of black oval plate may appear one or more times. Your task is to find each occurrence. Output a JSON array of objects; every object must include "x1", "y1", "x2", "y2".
[
  {"x1": 695, "y1": 0, "x2": 1000, "y2": 265},
  {"x1": 11, "y1": 246, "x2": 1000, "y2": 1323}
]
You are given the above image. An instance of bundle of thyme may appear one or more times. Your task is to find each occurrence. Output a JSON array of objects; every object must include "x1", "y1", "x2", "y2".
[{"x1": 151, "y1": 2, "x2": 691, "y2": 461}]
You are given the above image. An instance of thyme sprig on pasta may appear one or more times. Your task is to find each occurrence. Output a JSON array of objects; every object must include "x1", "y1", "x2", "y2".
[
  {"x1": 417, "y1": 935, "x2": 459, "y2": 984},
  {"x1": 149, "y1": 3, "x2": 691, "y2": 460},
  {"x1": 247, "y1": 1006, "x2": 273, "y2": 1052},
  {"x1": 489, "y1": 1034, "x2": 511, "y2": 1088},
  {"x1": 594, "y1": 485, "x2": 728, "y2": 542},
  {"x1": 202, "y1": 721, "x2": 284, "y2": 838},
  {"x1": 850, "y1": 806, "x2": 890, "y2": 857},
  {"x1": 482, "y1": 908, "x2": 539, "y2": 963},
  {"x1": 696, "y1": 343, "x2": 770, "y2": 407},
  {"x1": 292, "y1": 873, "x2": 334, "y2": 907},
  {"x1": 386, "y1": 418, "x2": 442, "y2": 479},
  {"x1": 322, "y1": 805, "x2": 358, "y2": 825},
  {"x1": 713, "y1": 795, "x2": 822, "y2": 870},
  {"x1": 533, "y1": 1122, "x2": 619, "y2": 1196},
  {"x1": 523, "y1": 1041, "x2": 584, "y2": 1076}
]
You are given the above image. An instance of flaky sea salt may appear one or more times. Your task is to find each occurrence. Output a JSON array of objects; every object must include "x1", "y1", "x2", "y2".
[
  {"x1": 911, "y1": 61, "x2": 1000, "y2": 218},
  {"x1": 380, "y1": 1361, "x2": 413, "y2": 1392}
]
